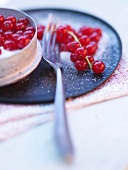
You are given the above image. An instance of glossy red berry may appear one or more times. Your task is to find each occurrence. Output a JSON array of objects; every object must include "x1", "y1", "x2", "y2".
[
  {"x1": 3, "y1": 39, "x2": 17, "y2": 51},
  {"x1": 37, "y1": 25, "x2": 45, "y2": 40},
  {"x1": 37, "y1": 29, "x2": 44, "y2": 40},
  {"x1": 75, "y1": 47, "x2": 88, "y2": 61},
  {"x1": 3, "y1": 20, "x2": 14, "y2": 31},
  {"x1": 90, "y1": 41, "x2": 98, "y2": 51},
  {"x1": 75, "y1": 60, "x2": 88, "y2": 71},
  {"x1": 93, "y1": 28, "x2": 102, "y2": 36},
  {"x1": 63, "y1": 35, "x2": 74, "y2": 44},
  {"x1": 0, "y1": 30, "x2": 5, "y2": 46},
  {"x1": 0, "y1": 37, "x2": 5, "y2": 46},
  {"x1": 86, "y1": 55, "x2": 94, "y2": 64},
  {"x1": 90, "y1": 32, "x2": 100, "y2": 43},
  {"x1": 67, "y1": 41, "x2": 80, "y2": 52},
  {"x1": 15, "y1": 22, "x2": 26, "y2": 32},
  {"x1": 16, "y1": 35, "x2": 30, "y2": 49},
  {"x1": 70, "y1": 53, "x2": 77, "y2": 62},
  {"x1": 65, "y1": 24, "x2": 73, "y2": 31},
  {"x1": 79, "y1": 26, "x2": 93, "y2": 36},
  {"x1": 92, "y1": 60, "x2": 105, "y2": 74},
  {"x1": 4, "y1": 31, "x2": 13, "y2": 39},
  {"x1": 0, "y1": 29, "x2": 4, "y2": 36},
  {"x1": 0, "y1": 15, "x2": 4, "y2": 27},
  {"x1": 86, "y1": 44, "x2": 96, "y2": 55},
  {"x1": 75, "y1": 31, "x2": 83, "y2": 38},
  {"x1": 24, "y1": 30, "x2": 35, "y2": 39},
  {"x1": 18, "y1": 17, "x2": 29, "y2": 26},
  {"x1": 79, "y1": 35, "x2": 90, "y2": 46},
  {"x1": 12, "y1": 33, "x2": 21, "y2": 41},
  {"x1": 6, "y1": 16, "x2": 16, "y2": 25},
  {"x1": 56, "y1": 26, "x2": 68, "y2": 43},
  {"x1": 16, "y1": 30, "x2": 24, "y2": 35},
  {"x1": 26, "y1": 26, "x2": 36, "y2": 32}
]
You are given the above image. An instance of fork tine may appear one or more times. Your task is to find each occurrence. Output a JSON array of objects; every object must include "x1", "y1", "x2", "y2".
[
  {"x1": 42, "y1": 31, "x2": 47, "y2": 57},
  {"x1": 55, "y1": 43, "x2": 60, "y2": 61},
  {"x1": 46, "y1": 31, "x2": 52, "y2": 60},
  {"x1": 42, "y1": 23, "x2": 50, "y2": 57},
  {"x1": 46, "y1": 24, "x2": 55, "y2": 60},
  {"x1": 42, "y1": 15, "x2": 53, "y2": 58},
  {"x1": 51, "y1": 30, "x2": 56, "y2": 50}
]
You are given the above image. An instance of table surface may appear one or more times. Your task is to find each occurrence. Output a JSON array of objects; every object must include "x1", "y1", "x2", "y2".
[{"x1": 0, "y1": 0, "x2": 128, "y2": 170}]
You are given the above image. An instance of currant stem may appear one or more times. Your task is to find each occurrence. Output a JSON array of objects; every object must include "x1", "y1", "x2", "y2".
[
  {"x1": 68, "y1": 31, "x2": 82, "y2": 47},
  {"x1": 85, "y1": 56, "x2": 92, "y2": 69},
  {"x1": 68, "y1": 30, "x2": 92, "y2": 70}
]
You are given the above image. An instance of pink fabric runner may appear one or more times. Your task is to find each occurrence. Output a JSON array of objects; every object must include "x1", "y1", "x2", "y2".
[{"x1": 0, "y1": 54, "x2": 127, "y2": 141}]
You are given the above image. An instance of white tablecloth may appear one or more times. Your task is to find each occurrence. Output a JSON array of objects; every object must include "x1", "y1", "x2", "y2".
[{"x1": 1, "y1": 0, "x2": 128, "y2": 170}]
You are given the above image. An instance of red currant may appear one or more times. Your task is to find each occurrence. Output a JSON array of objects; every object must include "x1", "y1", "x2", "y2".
[
  {"x1": 79, "y1": 26, "x2": 93, "y2": 36},
  {"x1": 0, "y1": 29, "x2": 4, "y2": 36},
  {"x1": 37, "y1": 25, "x2": 45, "y2": 40},
  {"x1": 56, "y1": 26, "x2": 68, "y2": 43},
  {"x1": 18, "y1": 18, "x2": 29, "y2": 26},
  {"x1": 86, "y1": 55, "x2": 94, "y2": 64},
  {"x1": 90, "y1": 32, "x2": 100, "y2": 43},
  {"x1": 0, "y1": 37, "x2": 5, "y2": 46},
  {"x1": 3, "y1": 39, "x2": 17, "y2": 51},
  {"x1": 86, "y1": 44, "x2": 96, "y2": 55},
  {"x1": 79, "y1": 35, "x2": 90, "y2": 46},
  {"x1": 15, "y1": 22, "x2": 26, "y2": 32},
  {"x1": 24, "y1": 30, "x2": 35, "y2": 39},
  {"x1": 16, "y1": 30, "x2": 24, "y2": 35},
  {"x1": 70, "y1": 53, "x2": 77, "y2": 62},
  {"x1": 92, "y1": 60, "x2": 105, "y2": 74},
  {"x1": 6, "y1": 16, "x2": 16, "y2": 25},
  {"x1": 3, "y1": 20, "x2": 14, "y2": 31},
  {"x1": 67, "y1": 41, "x2": 80, "y2": 52},
  {"x1": 93, "y1": 28, "x2": 102, "y2": 36},
  {"x1": 37, "y1": 25, "x2": 45, "y2": 29},
  {"x1": 65, "y1": 24, "x2": 73, "y2": 31},
  {"x1": 0, "y1": 15, "x2": 4, "y2": 28},
  {"x1": 0, "y1": 31, "x2": 5, "y2": 46},
  {"x1": 12, "y1": 33, "x2": 21, "y2": 41},
  {"x1": 16, "y1": 35, "x2": 30, "y2": 49},
  {"x1": 75, "y1": 47, "x2": 88, "y2": 61},
  {"x1": 4, "y1": 31, "x2": 13, "y2": 39},
  {"x1": 90, "y1": 41, "x2": 98, "y2": 51},
  {"x1": 75, "y1": 31, "x2": 83, "y2": 38},
  {"x1": 63, "y1": 35, "x2": 74, "y2": 44},
  {"x1": 26, "y1": 26, "x2": 36, "y2": 32},
  {"x1": 75, "y1": 60, "x2": 88, "y2": 71}
]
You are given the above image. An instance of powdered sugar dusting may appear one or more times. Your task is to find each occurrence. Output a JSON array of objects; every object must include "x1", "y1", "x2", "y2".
[{"x1": 94, "y1": 32, "x2": 109, "y2": 60}]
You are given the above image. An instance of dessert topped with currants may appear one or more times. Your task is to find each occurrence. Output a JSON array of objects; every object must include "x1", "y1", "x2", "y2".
[
  {"x1": 0, "y1": 14, "x2": 36, "y2": 58},
  {"x1": 37, "y1": 23, "x2": 105, "y2": 74}
]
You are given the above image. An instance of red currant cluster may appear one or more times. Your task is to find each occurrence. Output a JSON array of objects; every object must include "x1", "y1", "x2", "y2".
[
  {"x1": 0, "y1": 14, "x2": 36, "y2": 54},
  {"x1": 56, "y1": 25, "x2": 105, "y2": 74}
]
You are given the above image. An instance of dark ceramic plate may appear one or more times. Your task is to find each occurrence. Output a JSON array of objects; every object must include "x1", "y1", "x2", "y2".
[{"x1": 0, "y1": 8, "x2": 122, "y2": 104}]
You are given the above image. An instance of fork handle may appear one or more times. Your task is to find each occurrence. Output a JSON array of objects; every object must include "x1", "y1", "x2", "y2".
[{"x1": 54, "y1": 67, "x2": 74, "y2": 162}]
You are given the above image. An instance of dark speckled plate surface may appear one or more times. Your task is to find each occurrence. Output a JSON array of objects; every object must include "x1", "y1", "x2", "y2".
[{"x1": 0, "y1": 8, "x2": 122, "y2": 104}]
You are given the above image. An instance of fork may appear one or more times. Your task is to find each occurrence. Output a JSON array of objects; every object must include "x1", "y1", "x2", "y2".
[{"x1": 42, "y1": 17, "x2": 74, "y2": 162}]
